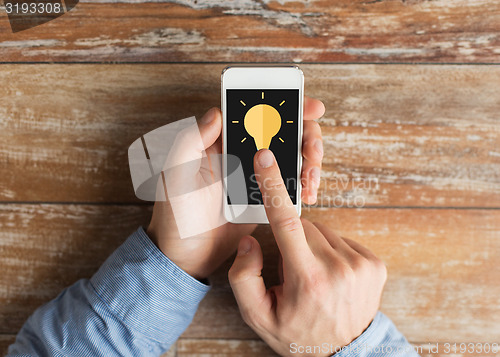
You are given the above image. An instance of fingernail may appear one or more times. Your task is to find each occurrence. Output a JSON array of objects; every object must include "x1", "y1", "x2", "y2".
[
  {"x1": 257, "y1": 149, "x2": 274, "y2": 168},
  {"x1": 201, "y1": 108, "x2": 217, "y2": 124},
  {"x1": 237, "y1": 237, "x2": 252, "y2": 256},
  {"x1": 314, "y1": 139, "x2": 323, "y2": 157}
]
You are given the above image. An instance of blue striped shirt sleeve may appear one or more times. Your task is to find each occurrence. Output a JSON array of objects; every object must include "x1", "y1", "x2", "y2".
[
  {"x1": 334, "y1": 311, "x2": 420, "y2": 357},
  {"x1": 8, "y1": 227, "x2": 417, "y2": 357},
  {"x1": 7, "y1": 227, "x2": 210, "y2": 356}
]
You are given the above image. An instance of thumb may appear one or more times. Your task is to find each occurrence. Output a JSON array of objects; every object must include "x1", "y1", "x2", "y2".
[
  {"x1": 161, "y1": 108, "x2": 221, "y2": 196},
  {"x1": 228, "y1": 236, "x2": 273, "y2": 329},
  {"x1": 164, "y1": 107, "x2": 222, "y2": 170},
  {"x1": 197, "y1": 107, "x2": 222, "y2": 153}
]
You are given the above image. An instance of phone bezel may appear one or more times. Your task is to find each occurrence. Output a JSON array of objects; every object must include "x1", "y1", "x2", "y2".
[{"x1": 221, "y1": 65, "x2": 304, "y2": 224}]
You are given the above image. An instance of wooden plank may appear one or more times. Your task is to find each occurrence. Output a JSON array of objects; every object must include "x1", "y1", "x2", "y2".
[
  {"x1": 1, "y1": 1, "x2": 500, "y2": 63},
  {"x1": 1, "y1": 64, "x2": 499, "y2": 206},
  {"x1": 1, "y1": 204, "x2": 499, "y2": 343},
  {"x1": 177, "y1": 338, "x2": 277, "y2": 357},
  {"x1": 313, "y1": 66, "x2": 500, "y2": 208},
  {"x1": 0, "y1": 204, "x2": 152, "y2": 334},
  {"x1": 4, "y1": 334, "x2": 500, "y2": 357},
  {"x1": 0, "y1": 335, "x2": 16, "y2": 356},
  {"x1": 161, "y1": 343, "x2": 176, "y2": 357},
  {"x1": 177, "y1": 339, "x2": 500, "y2": 357}
]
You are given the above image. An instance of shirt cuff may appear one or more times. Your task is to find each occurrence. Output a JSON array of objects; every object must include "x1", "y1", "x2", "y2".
[
  {"x1": 334, "y1": 311, "x2": 419, "y2": 357},
  {"x1": 90, "y1": 227, "x2": 211, "y2": 344}
]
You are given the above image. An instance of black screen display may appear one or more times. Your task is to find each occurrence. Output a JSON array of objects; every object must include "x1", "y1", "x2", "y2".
[{"x1": 226, "y1": 89, "x2": 299, "y2": 205}]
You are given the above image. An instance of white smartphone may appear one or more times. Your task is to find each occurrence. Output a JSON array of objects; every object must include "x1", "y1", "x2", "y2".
[{"x1": 221, "y1": 65, "x2": 304, "y2": 224}]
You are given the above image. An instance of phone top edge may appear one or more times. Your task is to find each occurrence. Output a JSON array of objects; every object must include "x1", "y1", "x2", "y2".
[
  {"x1": 221, "y1": 65, "x2": 303, "y2": 79},
  {"x1": 222, "y1": 66, "x2": 303, "y2": 90},
  {"x1": 222, "y1": 64, "x2": 302, "y2": 71}
]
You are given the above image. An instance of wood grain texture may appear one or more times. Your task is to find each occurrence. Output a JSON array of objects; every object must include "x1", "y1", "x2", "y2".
[
  {"x1": 0, "y1": 1, "x2": 499, "y2": 63},
  {"x1": 1, "y1": 0, "x2": 499, "y2": 354},
  {"x1": 176, "y1": 339, "x2": 500, "y2": 357},
  {"x1": 0, "y1": 335, "x2": 16, "y2": 356},
  {"x1": 3, "y1": 335, "x2": 499, "y2": 357},
  {"x1": 1, "y1": 64, "x2": 499, "y2": 206},
  {"x1": 1, "y1": 204, "x2": 499, "y2": 343},
  {"x1": 177, "y1": 338, "x2": 277, "y2": 357},
  {"x1": 0, "y1": 204, "x2": 151, "y2": 334},
  {"x1": 160, "y1": 343, "x2": 176, "y2": 357}
]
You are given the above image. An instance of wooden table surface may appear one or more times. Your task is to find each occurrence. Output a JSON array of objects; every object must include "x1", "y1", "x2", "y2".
[{"x1": 1, "y1": 1, "x2": 499, "y2": 356}]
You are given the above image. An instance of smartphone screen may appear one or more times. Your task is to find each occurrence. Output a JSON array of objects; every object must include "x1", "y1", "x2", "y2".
[{"x1": 226, "y1": 89, "x2": 299, "y2": 205}]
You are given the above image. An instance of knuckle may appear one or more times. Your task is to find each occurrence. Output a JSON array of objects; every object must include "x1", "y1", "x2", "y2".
[
  {"x1": 374, "y1": 258, "x2": 388, "y2": 282},
  {"x1": 240, "y1": 307, "x2": 262, "y2": 328},
  {"x1": 313, "y1": 122, "x2": 322, "y2": 137},
  {"x1": 276, "y1": 216, "x2": 303, "y2": 234},
  {"x1": 228, "y1": 266, "x2": 247, "y2": 284},
  {"x1": 335, "y1": 262, "x2": 356, "y2": 282},
  {"x1": 350, "y1": 254, "x2": 387, "y2": 282},
  {"x1": 306, "y1": 119, "x2": 321, "y2": 133},
  {"x1": 351, "y1": 254, "x2": 370, "y2": 271},
  {"x1": 301, "y1": 268, "x2": 327, "y2": 294},
  {"x1": 262, "y1": 176, "x2": 285, "y2": 191}
]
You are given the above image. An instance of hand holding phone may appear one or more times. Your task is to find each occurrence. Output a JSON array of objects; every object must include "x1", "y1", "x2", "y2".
[{"x1": 146, "y1": 70, "x2": 324, "y2": 278}]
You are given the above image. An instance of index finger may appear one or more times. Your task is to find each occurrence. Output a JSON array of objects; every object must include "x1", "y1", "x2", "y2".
[
  {"x1": 304, "y1": 96, "x2": 325, "y2": 121},
  {"x1": 254, "y1": 149, "x2": 313, "y2": 265}
]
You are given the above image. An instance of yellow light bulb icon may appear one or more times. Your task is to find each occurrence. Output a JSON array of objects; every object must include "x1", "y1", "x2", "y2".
[{"x1": 244, "y1": 104, "x2": 282, "y2": 150}]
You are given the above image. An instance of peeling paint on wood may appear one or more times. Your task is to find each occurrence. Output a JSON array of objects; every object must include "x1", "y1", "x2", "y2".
[
  {"x1": 0, "y1": 64, "x2": 498, "y2": 206},
  {"x1": 0, "y1": 204, "x2": 152, "y2": 335},
  {"x1": 0, "y1": 1, "x2": 498, "y2": 355},
  {"x1": 0, "y1": 1, "x2": 499, "y2": 62}
]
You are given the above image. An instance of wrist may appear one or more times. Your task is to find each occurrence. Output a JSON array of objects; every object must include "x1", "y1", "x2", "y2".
[{"x1": 146, "y1": 224, "x2": 211, "y2": 281}]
